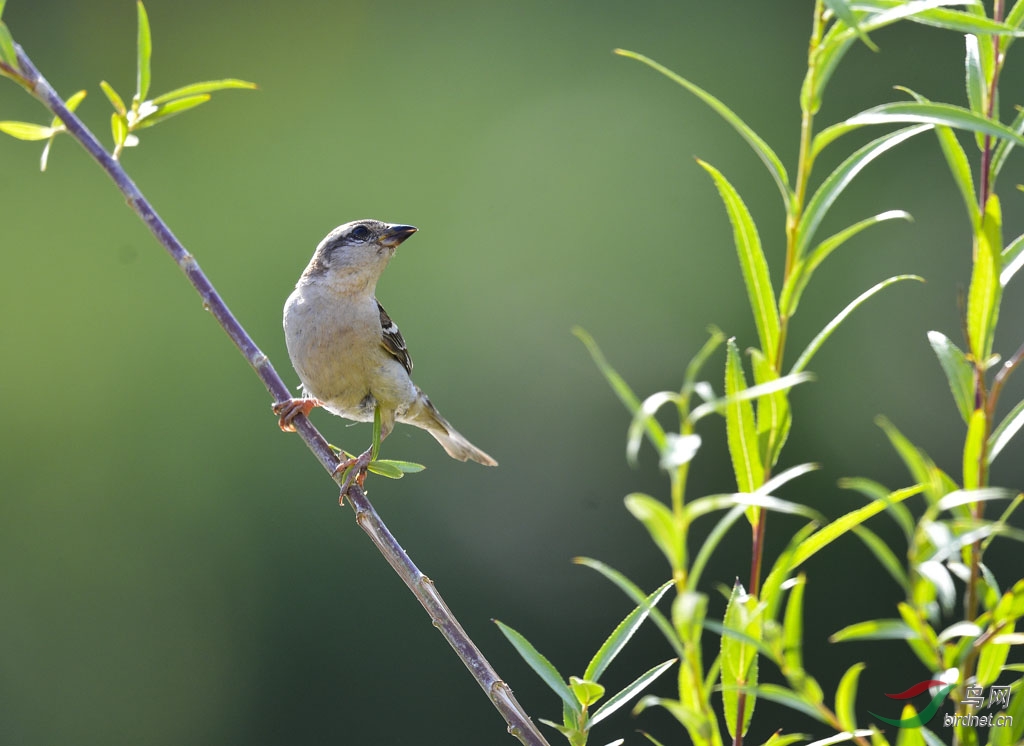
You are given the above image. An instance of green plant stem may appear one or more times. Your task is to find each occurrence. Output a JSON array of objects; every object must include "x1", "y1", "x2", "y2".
[{"x1": 11, "y1": 42, "x2": 551, "y2": 746}]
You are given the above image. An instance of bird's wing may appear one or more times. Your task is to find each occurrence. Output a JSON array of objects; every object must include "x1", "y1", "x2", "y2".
[{"x1": 377, "y1": 300, "x2": 413, "y2": 374}]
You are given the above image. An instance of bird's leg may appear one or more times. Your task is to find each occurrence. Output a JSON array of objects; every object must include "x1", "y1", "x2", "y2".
[
  {"x1": 272, "y1": 397, "x2": 322, "y2": 432},
  {"x1": 335, "y1": 445, "x2": 374, "y2": 501}
]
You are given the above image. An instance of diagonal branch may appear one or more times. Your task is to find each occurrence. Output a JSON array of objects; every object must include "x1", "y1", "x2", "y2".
[{"x1": 12, "y1": 44, "x2": 550, "y2": 746}]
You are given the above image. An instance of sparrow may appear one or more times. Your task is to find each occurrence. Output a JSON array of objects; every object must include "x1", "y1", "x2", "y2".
[{"x1": 273, "y1": 219, "x2": 497, "y2": 473}]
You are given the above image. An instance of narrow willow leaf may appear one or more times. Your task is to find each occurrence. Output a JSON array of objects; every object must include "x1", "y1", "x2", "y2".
[
  {"x1": 811, "y1": 121, "x2": 863, "y2": 159},
  {"x1": 1002, "y1": 0, "x2": 1024, "y2": 54},
  {"x1": 830, "y1": 618, "x2": 915, "y2": 643},
  {"x1": 614, "y1": 49, "x2": 791, "y2": 207},
  {"x1": 747, "y1": 683, "x2": 828, "y2": 724},
  {"x1": 782, "y1": 210, "x2": 912, "y2": 317},
  {"x1": 725, "y1": 339, "x2": 764, "y2": 494},
  {"x1": 0, "y1": 121, "x2": 54, "y2": 140},
  {"x1": 825, "y1": 0, "x2": 879, "y2": 50},
  {"x1": 688, "y1": 505, "x2": 745, "y2": 592},
  {"x1": 863, "y1": 2, "x2": 1024, "y2": 37},
  {"x1": 840, "y1": 478, "x2": 919, "y2": 540},
  {"x1": 150, "y1": 78, "x2": 257, "y2": 104},
  {"x1": 789, "y1": 481, "x2": 919, "y2": 568},
  {"x1": 584, "y1": 580, "x2": 673, "y2": 682},
  {"x1": 897, "y1": 602, "x2": 943, "y2": 670},
  {"x1": 790, "y1": 275, "x2": 924, "y2": 374},
  {"x1": 684, "y1": 492, "x2": 822, "y2": 523},
  {"x1": 805, "y1": 34, "x2": 857, "y2": 115},
  {"x1": 836, "y1": 662, "x2": 866, "y2": 732},
  {"x1": 967, "y1": 194, "x2": 1002, "y2": 361},
  {"x1": 573, "y1": 557, "x2": 685, "y2": 658},
  {"x1": 808, "y1": 732, "x2": 874, "y2": 746},
  {"x1": 133, "y1": 94, "x2": 211, "y2": 129},
  {"x1": 100, "y1": 81, "x2": 127, "y2": 116},
  {"x1": 797, "y1": 125, "x2": 930, "y2": 258},
  {"x1": 763, "y1": 733, "x2": 809, "y2": 746},
  {"x1": 848, "y1": 101, "x2": 1024, "y2": 149},
  {"x1": 690, "y1": 372, "x2": 813, "y2": 423},
  {"x1": 964, "y1": 35, "x2": 987, "y2": 151},
  {"x1": 373, "y1": 459, "x2": 425, "y2": 474},
  {"x1": 991, "y1": 105, "x2": 1024, "y2": 183},
  {"x1": 782, "y1": 574, "x2": 808, "y2": 681},
  {"x1": 750, "y1": 349, "x2": 790, "y2": 467},
  {"x1": 494, "y1": 620, "x2": 579, "y2": 712},
  {"x1": 573, "y1": 327, "x2": 667, "y2": 450},
  {"x1": 877, "y1": 416, "x2": 945, "y2": 503},
  {"x1": 627, "y1": 391, "x2": 682, "y2": 467},
  {"x1": 39, "y1": 137, "x2": 54, "y2": 172},
  {"x1": 625, "y1": 494, "x2": 683, "y2": 571},
  {"x1": 588, "y1": 659, "x2": 676, "y2": 727},
  {"x1": 136, "y1": 0, "x2": 152, "y2": 103},
  {"x1": 963, "y1": 409, "x2": 987, "y2": 490},
  {"x1": 854, "y1": 525, "x2": 911, "y2": 592},
  {"x1": 0, "y1": 0, "x2": 6, "y2": 18},
  {"x1": 57, "y1": 89, "x2": 88, "y2": 122},
  {"x1": 569, "y1": 676, "x2": 605, "y2": 707},
  {"x1": 989, "y1": 396, "x2": 1024, "y2": 462},
  {"x1": 721, "y1": 582, "x2": 762, "y2": 738},
  {"x1": 927, "y1": 331, "x2": 974, "y2": 423},
  {"x1": 111, "y1": 112, "x2": 128, "y2": 149},
  {"x1": 1000, "y1": 232, "x2": 1024, "y2": 287},
  {"x1": 699, "y1": 162, "x2": 780, "y2": 364},
  {"x1": 0, "y1": 21, "x2": 16, "y2": 71},
  {"x1": 365, "y1": 460, "x2": 403, "y2": 479}
]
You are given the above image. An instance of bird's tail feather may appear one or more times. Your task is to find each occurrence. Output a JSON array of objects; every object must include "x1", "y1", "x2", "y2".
[{"x1": 410, "y1": 390, "x2": 498, "y2": 466}]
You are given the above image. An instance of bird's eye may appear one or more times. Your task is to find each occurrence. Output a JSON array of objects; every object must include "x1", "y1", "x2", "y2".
[{"x1": 350, "y1": 225, "x2": 372, "y2": 241}]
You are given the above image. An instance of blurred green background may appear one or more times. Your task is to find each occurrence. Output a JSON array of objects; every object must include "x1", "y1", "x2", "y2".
[{"x1": 1, "y1": 1, "x2": 1022, "y2": 744}]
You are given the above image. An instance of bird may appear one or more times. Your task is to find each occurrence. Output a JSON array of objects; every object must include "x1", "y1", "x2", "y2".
[{"x1": 273, "y1": 219, "x2": 497, "y2": 478}]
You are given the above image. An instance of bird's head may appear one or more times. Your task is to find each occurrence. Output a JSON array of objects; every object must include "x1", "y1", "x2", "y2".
[{"x1": 301, "y1": 219, "x2": 418, "y2": 292}]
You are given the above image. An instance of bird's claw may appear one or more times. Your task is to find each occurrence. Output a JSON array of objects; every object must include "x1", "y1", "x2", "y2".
[
  {"x1": 335, "y1": 446, "x2": 374, "y2": 500},
  {"x1": 273, "y1": 397, "x2": 321, "y2": 432}
]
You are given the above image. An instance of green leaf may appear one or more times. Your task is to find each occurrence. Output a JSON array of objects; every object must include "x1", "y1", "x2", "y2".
[
  {"x1": 614, "y1": 48, "x2": 791, "y2": 208},
  {"x1": 725, "y1": 339, "x2": 764, "y2": 494},
  {"x1": 588, "y1": 659, "x2": 676, "y2": 727},
  {"x1": 699, "y1": 161, "x2": 780, "y2": 365},
  {"x1": 494, "y1": 620, "x2": 579, "y2": 713},
  {"x1": 854, "y1": 525, "x2": 910, "y2": 593},
  {"x1": 573, "y1": 558, "x2": 685, "y2": 658},
  {"x1": 0, "y1": 121, "x2": 54, "y2": 140},
  {"x1": 1000, "y1": 231, "x2": 1024, "y2": 287},
  {"x1": 963, "y1": 409, "x2": 987, "y2": 490},
  {"x1": 100, "y1": 81, "x2": 127, "y2": 116},
  {"x1": 0, "y1": 20, "x2": 17, "y2": 70},
  {"x1": 789, "y1": 480, "x2": 919, "y2": 568},
  {"x1": 688, "y1": 505, "x2": 746, "y2": 592},
  {"x1": 991, "y1": 104, "x2": 1024, "y2": 182},
  {"x1": 133, "y1": 94, "x2": 211, "y2": 129},
  {"x1": 569, "y1": 676, "x2": 605, "y2": 708},
  {"x1": 835, "y1": 662, "x2": 865, "y2": 732},
  {"x1": 964, "y1": 36, "x2": 987, "y2": 152},
  {"x1": 897, "y1": 602, "x2": 942, "y2": 670},
  {"x1": 365, "y1": 460, "x2": 403, "y2": 479},
  {"x1": 573, "y1": 327, "x2": 667, "y2": 451},
  {"x1": 989, "y1": 396, "x2": 1024, "y2": 462},
  {"x1": 0, "y1": 0, "x2": 7, "y2": 19},
  {"x1": 781, "y1": 210, "x2": 912, "y2": 318},
  {"x1": 927, "y1": 331, "x2": 974, "y2": 423},
  {"x1": 721, "y1": 582, "x2": 762, "y2": 738},
  {"x1": 136, "y1": 1, "x2": 152, "y2": 103},
  {"x1": 848, "y1": 101, "x2": 1024, "y2": 149},
  {"x1": 690, "y1": 371, "x2": 813, "y2": 423},
  {"x1": 876, "y1": 416, "x2": 945, "y2": 503},
  {"x1": 825, "y1": 0, "x2": 879, "y2": 50},
  {"x1": 624, "y1": 493, "x2": 683, "y2": 572},
  {"x1": 373, "y1": 458, "x2": 425, "y2": 474},
  {"x1": 840, "y1": 478, "x2": 919, "y2": 541},
  {"x1": 150, "y1": 78, "x2": 257, "y2": 104},
  {"x1": 762, "y1": 733, "x2": 809, "y2": 746},
  {"x1": 806, "y1": 731, "x2": 874, "y2": 746},
  {"x1": 790, "y1": 275, "x2": 924, "y2": 374},
  {"x1": 782, "y1": 574, "x2": 810, "y2": 682},
  {"x1": 583, "y1": 579, "x2": 673, "y2": 683},
  {"x1": 746, "y1": 683, "x2": 829, "y2": 725},
  {"x1": 111, "y1": 112, "x2": 128, "y2": 149},
  {"x1": 797, "y1": 125, "x2": 930, "y2": 258},
  {"x1": 830, "y1": 618, "x2": 916, "y2": 643},
  {"x1": 967, "y1": 194, "x2": 1002, "y2": 361},
  {"x1": 626, "y1": 391, "x2": 682, "y2": 467},
  {"x1": 683, "y1": 492, "x2": 822, "y2": 523},
  {"x1": 750, "y1": 349, "x2": 790, "y2": 467}
]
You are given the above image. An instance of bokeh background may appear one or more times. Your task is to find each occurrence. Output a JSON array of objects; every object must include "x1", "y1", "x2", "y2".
[{"x1": 1, "y1": 1, "x2": 1022, "y2": 744}]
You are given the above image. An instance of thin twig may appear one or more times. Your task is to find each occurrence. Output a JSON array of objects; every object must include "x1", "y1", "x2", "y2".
[{"x1": 13, "y1": 43, "x2": 550, "y2": 746}]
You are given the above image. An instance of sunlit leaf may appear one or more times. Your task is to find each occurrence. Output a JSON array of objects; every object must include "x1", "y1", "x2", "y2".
[
  {"x1": 364, "y1": 460, "x2": 403, "y2": 479},
  {"x1": 750, "y1": 349, "x2": 790, "y2": 467},
  {"x1": 989, "y1": 396, "x2": 1024, "y2": 462},
  {"x1": 927, "y1": 331, "x2": 973, "y2": 423},
  {"x1": 1000, "y1": 232, "x2": 1024, "y2": 287},
  {"x1": 494, "y1": 620, "x2": 578, "y2": 712},
  {"x1": 615, "y1": 48, "x2": 791, "y2": 207},
  {"x1": 150, "y1": 78, "x2": 257, "y2": 104},
  {"x1": 853, "y1": 525, "x2": 910, "y2": 592},
  {"x1": 133, "y1": 93, "x2": 211, "y2": 129},
  {"x1": 877, "y1": 416, "x2": 945, "y2": 503},
  {"x1": 791, "y1": 275, "x2": 924, "y2": 374},
  {"x1": 967, "y1": 194, "x2": 1002, "y2": 362},
  {"x1": 584, "y1": 580, "x2": 673, "y2": 682},
  {"x1": 0, "y1": 20, "x2": 17, "y2": 71},
  {"x1": 725, "y1": 339, "x2": 764, "y2": 495},
  {"x1": 964, "y1": 35, "x2": 987, "y2": 151},
  {"x1": 588, "y1": 659, "x2": 676, "y2": 727},
  {"x1": 797, "y1": 125, "x2": 930, "y2": 258},
  {"x1": 836, "y1": 662, "x2": 865, "y2": 731},
  {"x1": 825, "y1": 0, "x2": 879, "y2": 50},
  {"x1": 569, "y1": 676, "x2": 605, "y2": 708},
  {"x1": 991, "y1": 105, "x2": 1024, "y2": 184},
  {"x1": 699, "y1": 161, "x2": 780, "y2": 365},
  {"x1": 0, "y1": 121, "x2": 54, "y2": 140},
  {"x1": 807, "y1": 731, "x2": 874, "y2": 746},
  {"x1": 626, "y1": 390, "x2": 681, "y2": 467},
  {"x1": 100, "y1": 81, "x2": 127, "y2": 116},
  {"x1": 963, "y1": 409, "x2": 988, "y2": 490},
  {"x1": 840, "y1": 478, "x2": 919, "y2": 541},
  {"x1": 136, "y1": 1, "x2": 152, "y2": 103},
  {"x1": 830, "y1": 618, "x2": 915, "y2": 643},
  {"x1": 688, "y1": 505, "x2": 745, "y2": 592},
  {"x1": 684, "y1": 492, "x2": 822, "y2": 523},
  {"x1": 721, "y1": 582, "x2": 762, "y2": 738},
  {"x1": 746, "y1": 683, "x2": 829, "y2": 724},
  {"x1": 625, "y1": 493, "x2": 683, "y2": 571},
  {"x1": 111, "y1": 112, "x2": 128, "y2": 149},
  {"x1": 848, "y1": 101, "x2": 1024, "y2": 149}
]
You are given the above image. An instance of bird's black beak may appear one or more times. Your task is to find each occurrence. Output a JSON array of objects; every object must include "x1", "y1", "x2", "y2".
[{"x1": 380, "y1": 224, "x2": 418, "y2": 248}]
